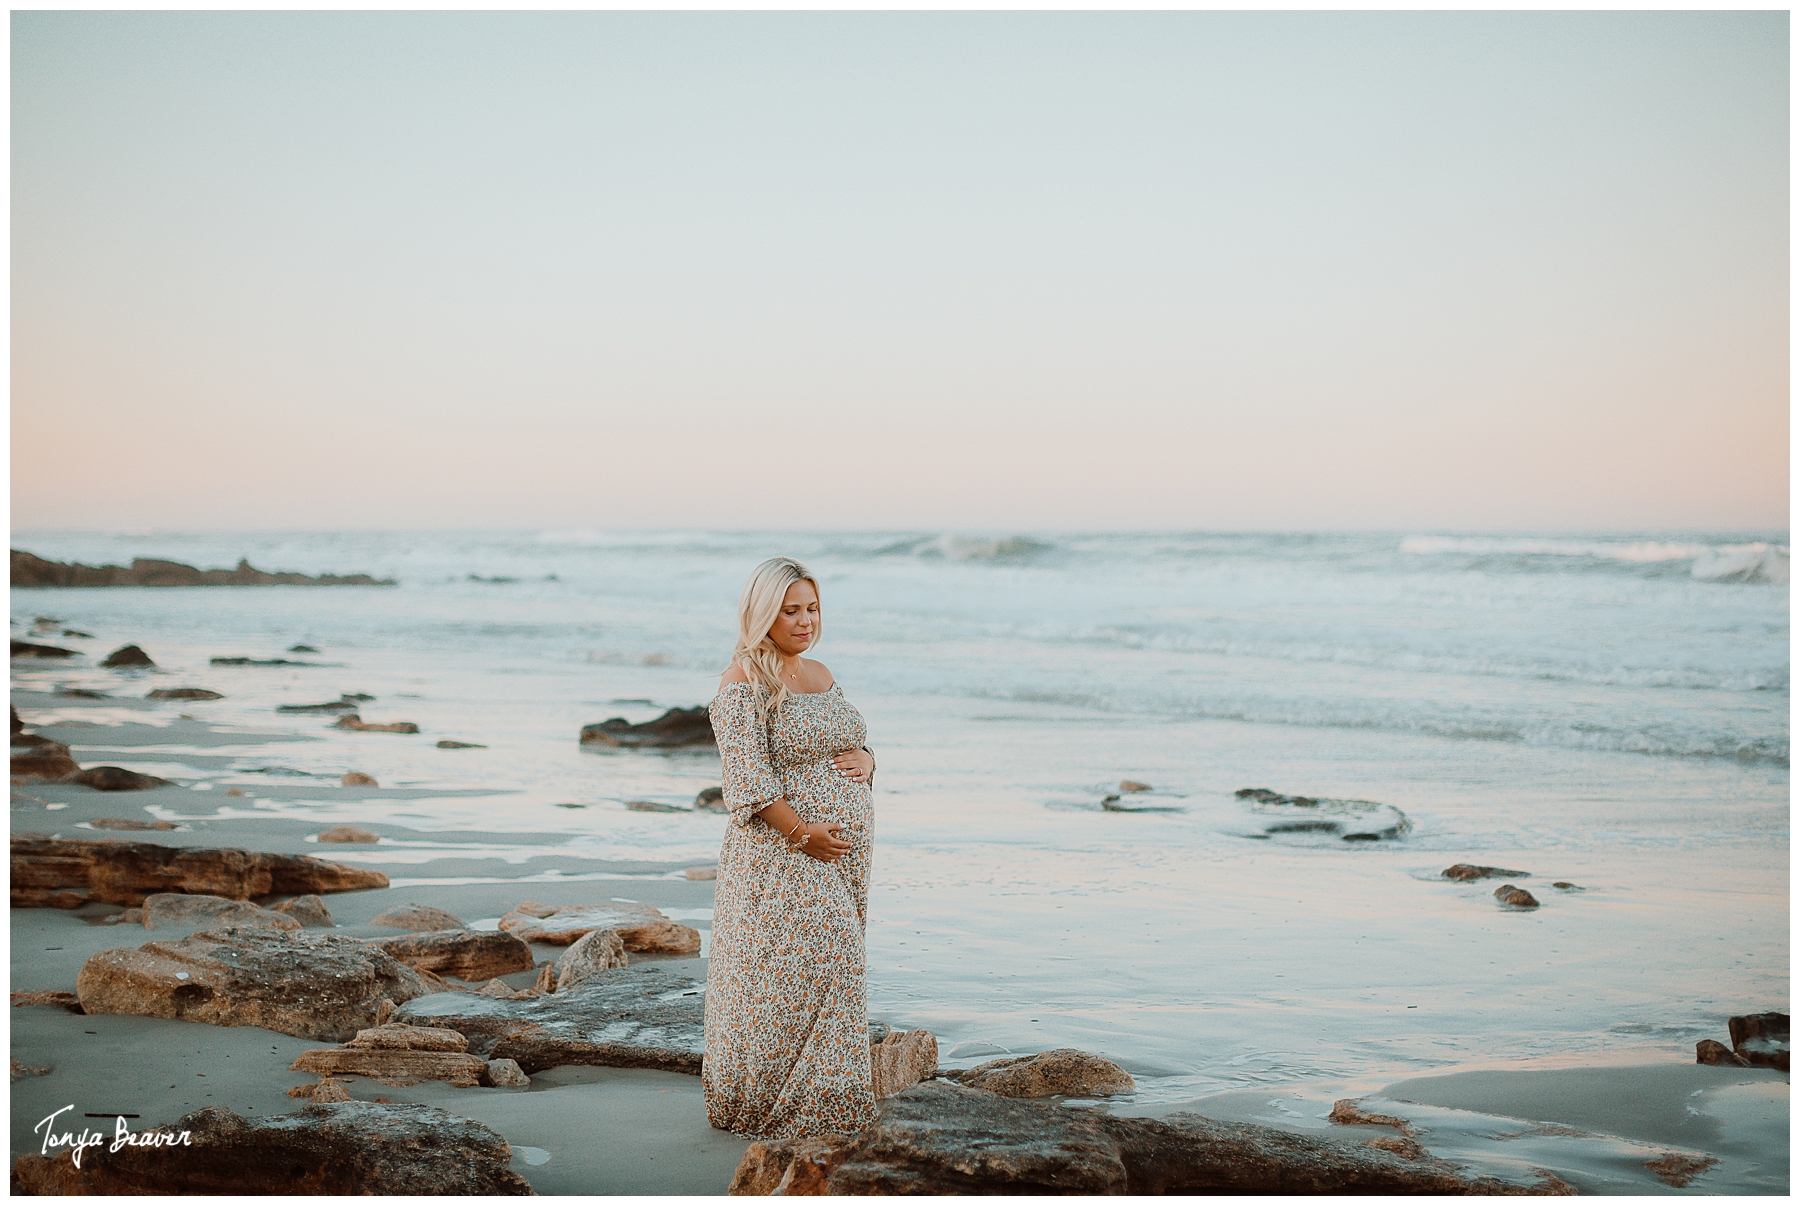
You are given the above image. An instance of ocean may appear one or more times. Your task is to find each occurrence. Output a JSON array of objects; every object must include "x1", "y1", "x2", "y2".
[{"x1": 9, "y1": 528, "x2": 1789, "y2": 1104}]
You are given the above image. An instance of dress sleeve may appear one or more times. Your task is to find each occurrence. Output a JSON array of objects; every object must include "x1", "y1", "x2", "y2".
[{"x1": 709, "y1": 684, "x2": 783, "y2": 828}]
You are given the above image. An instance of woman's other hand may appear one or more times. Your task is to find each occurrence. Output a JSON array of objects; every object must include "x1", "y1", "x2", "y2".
[
  {"x1": 797, "y1": 822, "x2": 853, "y2": 863},
  {"x1": 831, "y1": 748, "x2": 874, "y2": 784}
]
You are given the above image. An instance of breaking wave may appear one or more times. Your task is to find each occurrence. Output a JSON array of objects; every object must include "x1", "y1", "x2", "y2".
[{"x1": 1401, "y1": 536, "x2": 1788, "y2": 583}]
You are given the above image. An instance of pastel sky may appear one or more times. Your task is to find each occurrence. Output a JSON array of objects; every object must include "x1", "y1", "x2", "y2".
[{"x1": 12, "y1": 11, "x2": 1789, "y2": 532}]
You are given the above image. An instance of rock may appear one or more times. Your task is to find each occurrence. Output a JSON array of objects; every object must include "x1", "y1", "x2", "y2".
[
  {"x1": 479, "y1": 978, "x2": 529, "y2": 998},
  {"x1": 292, "y1": 1023, "x2": 486, "y2": 1086},
  {"x1": 9, "y1": 1101, "x2": 531, "y2": 1194},
  {"x1": 1493, "y1": 884, "x2": 1539, "y2": 909},
  {"x1": 483, "y1": 1057, "x2": 530, "y2": 1086},
  {"x1": 436, "y1": 740, "x2": 486, "y2": 749},
  {"x1": 280, "y1": 700, "x2": 362, "y2": 713},
  {"x1": 552, "y1": 928, "x2": 628, "y2": 992},
  {"x1": 1119, "y1": 779, "x2": 1152, "y2": 792},
  {"x1": 89, "y1": 817, "x2": 179, "y2": 831},
  {"x1": 66, "y1": 766, "x2": 174, "y2": 791},
  {"x1": 312, "y1": 1078, "x2": 353, "y2": 1102},
  {"x1": 10, "y1": 549, "x2": 398, "y2": 589},
  {"x1": 224, "y1": 788, "x2": 245, "y2": 797},
  {"x1": 340, "y1": 772, "x2": 379, "y2": 787},
  {"x1": 694, "y1": 786, "x2": 727, "y2": 812},
  {"x1": 121, "y1": 907, "x2": 143, "y2": 923},
  {"x1": 1552, "y1": 882, "x2": 1582, "y2": 890},
  {"x1": 627, "y1": 799, "x2": 688, "y2": 813},
  {"x1": 54, "y1": 686, "x2": 108, "y2": 698},
  {"x1": 289, "y1": 644, "x2": 320, "y2": 653},
  {"x1": 100, "y1": 644, "x2": 155, "y2": 668},
  {"x1": 11, "y1": 732, "x2": 70, "y2": 754},
  {"x1": 1328, "y1": 1099, "x2": 1416, "y2": 1132},
  {"x1": 10, "y1": 640, "x2": 77, "y2": 658},
  {"x1": 371, "y1": 903, "x2": 468, "y2": 932},
  {"x1": 334, "y1": 715, "x2": 420, "y2": 734},
  {"x1": 213, "y1": 657, "x2": 318, "y2": 666},
  {"x1": 534, "y1": 963, "x2": 556, "y2": 993},
  {"x1": 1238, "y1": 788, "x2": 1411, "y2": 841},
  {"x1": 872, "y1": 1030, "x2": 939, "y2": 1098},
  {"x1": 342, "y1": 692, "x2": 375, "y2": 701},
  {"x1": 270, "y1": 895, "x2": 335, "y2": 927},
  {"x1": 1443, "y1": 864, "x2": 1531, "y2": 881},
  {"x1": 726, "y1": 1081, "x2": 1570, "y2": 1195},
  {"x1": 10, "y1": 706, "x2": 22, "y2": 732},
  {"x1": 580, "y1": 705, "x2": 715, "y2": 748},
  {"x1": 1728, "y1": 1012, "x2": 1789, "y2": 1071},
  {"x1": 11, "y1": 751, "x2": 80, "y2": 779},
  {"x1": 12, "y1": 1058, "x2": 51, "y2": 1081},
  {"x1": 369, "y1": 929, "x2": 535, "y2": 982},
  {"x1": 147, "y1": 688, "x2": 225, "y2": 701},
  {"x1": 11, "y1": 989, "x2": 82, "y2": 1011},
  {"x1": 76, "y1": 925, "x2": 442, "y2": 1042},
  {"x1": 63, "y1": 629, "x2": 92, "y2": 638},
  {"x1": 1644, "y1": 1153, "x2": 1722, "y2": 1187},
  {"x1": 956, "y1": 1048, "x2": 1135, "y2": 1098},
  {"x1": 318, "y1": 825, "x2": 380, "y2": 842},
  {"x1": 142, "y1": 892, "x2": 302, "y2": 931},
  {"x1": 10, "y1": 836, "x2": 388, "y2": 908},
  {"x1": 498, "y1": 899, "x2": 700, "y2": 953},
  {"x1": 395, "y1": 962, "x2": 705, "y2": 1074},
  {"x1": 1696, "y1": 1039, "x2": 1749, "y2": 1067},
  {"x1": 684, "y1": 865, "x2": 718, "y2": 881}
]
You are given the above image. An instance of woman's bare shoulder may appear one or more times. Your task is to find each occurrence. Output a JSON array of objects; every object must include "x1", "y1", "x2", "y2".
[
  {"x1": 801, "y1": 658, "x2": 836, "y2": 690},
  {"x1": 719, "y1": 664, "x2": 752, "y2": 686}
]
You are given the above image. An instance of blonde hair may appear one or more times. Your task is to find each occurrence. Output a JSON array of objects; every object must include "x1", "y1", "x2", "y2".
[{"x1": 732, "y1": 556, "x2": 822, "y2": 721}]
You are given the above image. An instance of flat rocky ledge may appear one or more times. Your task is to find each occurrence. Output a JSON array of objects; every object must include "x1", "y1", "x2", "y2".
[{"x1": 10, "y1": 549, "x2": 394, "y2": 588}]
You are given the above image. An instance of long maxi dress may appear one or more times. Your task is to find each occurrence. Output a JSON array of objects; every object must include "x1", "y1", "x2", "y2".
[{"x1": 703, "y1": 680, "x2": 878, "y2": 1139}]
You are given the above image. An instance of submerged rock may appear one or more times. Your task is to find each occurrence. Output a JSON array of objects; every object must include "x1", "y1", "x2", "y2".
[
  {"x1": 1443, "y1": 864, "x2": 1530, "y2": 882},
  {"x1": 627, "y1": 799, "x2": 688, "y2": 813},
  {"x1": 436, "y1": 740, "x2": 486, "y2": 749},
  {"x1": 370, "y1": 929, "x2": 535, "y2": 983},
  {"x1": 394, "y1": 962, "x2": 705, "y2": 1074},
  {"x1": 1119, "y1": 779, "x2": 1153, "y2": 792},
  {"x1": 498, "y1": 899, "x2": 701, "y2": 952},
  {"x1": 317, "y1": 825, "x2": 380, "y2": 843},
  {"x1": 955, "y1": 1048, "x2": 1135, "y2": 1098},
  {"x1": 580, "y1": 705, "x2": 715, "y2": 748},
  {"x1": 10, "y1": 836, "x2": 389, "y2": 908},
  {"x1": 10, "y1": 1101, "x2": 529, "y2": 1194},
  {"x1": 333, "y1": 714, "x2": 420, "y2": 734},
  {"x1": 1493, "y1": 884, "x2": 1540, "y2": 909},
  {"x1": 278, "y1": 699, "x2": 361, "y2": 713},
  {"x1": 90, "y1": 817, "x2": 179, "y2": 831},
  {"x1": 684, "y1": 865, "x2": 719, "y2": 880},
  {"x1": 147, "y1": 688, "x2": 225, "y2": 701},
  {"x1": 726, "y1": 1080, "x2": 1570, "y2": 1195},
  {"x1": 10, "y1": 640, "x2": 77, "y2": 659},
  {"x1": 371, "y1": 903, "x2": 468, "y2": 932},
  {"x1": 1237, "y1": 788, "x2": 1410, "y2": 841},
  {"x1": 66, "y1": 766, "x2": 174, "y2": 791},
  {"x1": 694, "y1": 786, "x2": 727, "y2": 812},
  {"x1": 76, "y1": 925, "x2": 441, "y2": 1042},
  {"x1": 100, "y1": 644, "x2": 156, "y2": 668},
  {"x1": 11, "y1": 550, "x2": 397, "y2": 589},
  {"x1": 11, "y1": 750, "x2": 80, "y2": 780},
  {"x1": 212, "y1": 657, "x2": 319, "y2": 666},
  {"x1": 339, "y1": 773, "x2": 378, "y2": 787},
  {"x1": 141, "y1": 892, "x2": 301, "y2": 932}
]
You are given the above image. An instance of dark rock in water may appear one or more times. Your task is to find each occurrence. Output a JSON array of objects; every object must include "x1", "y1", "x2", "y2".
[
  {"x1": 1443, "y1": 864, "x2": 1530, "y2": 882},
  {"x1": 1492, "y1": 884, "x2": 1539, "y2": 909},
  {"x1": 11, "y1": 549, "x2": 397, "y2": 589},
  {"x1": 694, "y1": 786, "x2": 727, "y2": 812},
  {"x1": 76, "y1": 925, "x2": 442, "y2": 1041},
  {"x1": 1119, "y1": 779, "x2": 1152, "y2": 792},
  {"x1": 394, "y1": 962, "x2": 705, "y2": 1074},
  {"x1": 1728, "y1": 1012, "x2": 1789, "y2": 1071},
  {"x1": 55, "y1": 686, "x2": 108, "y2": 698},
  {"x1": 100, "y1": 644, "x2": 155, "y2": 668},
  {"x1": 1643, "y1": 1153, "x2": 1721, "y2": 1188},
  {"x1": 10, "y1": 836, "x2": 389, "y2": 908},
  {"x1": 1696, "y1": 1039, "x2": 1750, "y2": 1067},
  {"x1": 11, "y1": 751, "x2": 80, "y2": 780},
  {"x1": 212, "y1": 657, "x2": 318, "y2": 667},
  {"x1": 91, "y1": 817, "x2": 179, "y2": 831},
  {"x1": 11, "y1": 706, "x2": 22, "y2": 732},
  {"x1": 334, "y1": 714, "x2": 420, "y2": 734},
  {"x1": 67, "y1": 766, "x2": 174, "y2": 791},
  {"x1": 9, "y1": 1101, "x2": 532, "y2": 1195},
  {"x1": 12, "y1": 733, "x2": 71, "y2": 755},
  {"x1": 436, "y1": 740, "x2": 486, "y2": 749},
  {"x1": 277, "y1": 699, "x2": 361, "y2": 713},
  {"x1": 341, "y1": 692, "x2": 375, "y2": 701},
  {"x1": 1239, "y1": 788, "x2": 1410, "y2": 841},
  {"x1": 61, "y1": 628, "x2": 92, "y2": 638},
  {"x1": 581, "y1": 705, "x2": 715, "y2": 748},
  {"x1": 147, "y1": 687, "x2": 224, "y2": 700},
  {"x1": 1551, "y1": 881, "x2": 1582, "y2": 890},
  {"x1": 11, "y1": 640, "x2": 77, "y2": 659},
  {"x1": 288, "y1": 644, "x2": 319, "y2": 653},
  {"x1": 727, "y1": 1080, "x2": 1571, "y2": 1195},
  {"x1": 627, "y1": 799, "x2": 688, "y2": 813},
  {"x1": 1100, "y1": 795, "x2": 1181, "y2": 813}
]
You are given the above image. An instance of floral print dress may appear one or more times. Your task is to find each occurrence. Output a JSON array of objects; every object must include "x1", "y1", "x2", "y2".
[{"x1": 703, "y1": 680, "x2": 878, "y2": 1139}]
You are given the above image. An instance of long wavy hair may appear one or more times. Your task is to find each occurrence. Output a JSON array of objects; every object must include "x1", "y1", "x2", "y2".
[{"x1": 732, "y1": 556, "x2": 821, "y2": 721}]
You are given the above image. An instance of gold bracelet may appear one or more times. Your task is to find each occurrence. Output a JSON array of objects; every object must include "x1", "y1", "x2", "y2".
[{"x1": 784, "y1": 817, "x2": 804, "y2": 843}]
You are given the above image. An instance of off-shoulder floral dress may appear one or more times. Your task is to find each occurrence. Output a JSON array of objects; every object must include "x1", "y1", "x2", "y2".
[{"x1": 703, "y1": 680, "x2": 877, "y2": 1139}]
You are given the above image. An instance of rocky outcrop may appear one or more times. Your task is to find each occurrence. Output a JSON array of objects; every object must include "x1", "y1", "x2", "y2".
[
  {"x1": 498, "y1": 900, "x2": 700, "y2": 953},
  {"x1": 694, "y1": 786, "x2": 727, "y2": 812},
  {"x1": 318, "y1": 825, "x2": 380, "y2": 842},
  {"x1": 9, "y1": 1101, "x2": 530, "y2": 1194},
  {"x1": 370, "y1": 929, "x2": 535, "y2": 982},
  {"x1": 10, "y1": 836, "x2": 389, "y2": 908},
  {"x1": 11, "y1": 750, "x2": 80, "y2": 780},
  {"x1": 1237, "y1": 787, "x2": 1411, "y2": 841},
  {"x1": 12, "y1": 989, "x2": 82, "y2": 1011},
  {"x1": 147, "y1": 688, "x2": 225, "y2": 700},
  {"x1": 66, "y1": 766, "x2": 174, "y2": 791},
  {"x1": 580, "y1": 706, "x2": 714, "y2": 748},
  {"x1": 1701, "y1": 1012, "x2": 1792, "y2": 1071},
  {"x1": 872, "y1": 1030, "x2": 939, "y2": 1098},
  {"x1": 726, "y1": 1081, "x2": 1572, "y2": 1195},
  {"x1": 551, "y1": 928, "x2": 628, "y2": 991},
  {"x1": 437, "y1": 740, "x2": 486, "y2": 749},
  {"x1": 76, "y1": 925, "x2": 441, "y2": 1042},
  {"x1": 90, "y1": 817, "x2": 179, "y2": 830},
  {"x1": 270, "y1": 895, "x2": 335, "y2": 927},
  {"x1": 1696, "y1": 1039, "x2": 1749, "y2": 1067},
  {"x1": 372, "y1": 903, "x2": 468, "y2": 932},
  {"x1": 142, "y1": 892, "x2": 301, "y2": 931},
  {"x1": 1442, "y1": 864, "x2": 1529, "y2": 882},
  {"x1": 10, "y1": 550, "x2": 397, "y2": 589},
  {"x1": 10, "y1": 640, "x2": 77, "y2": 658},
  {"x1": 291, "y1": 1023, "x2": 489, "y2": 1087},
  {"x1": 334, "y1": 714, "x2": 420, "y2": 734},
  {"x1": 279, "y1": 699, "x2": 361, "y2": 713},
  {"x1": 340, "y1": 772, "x2": 378, "y2": 786},
  {"x1": 954, "y1": 1049, "x2": 1135, "y2": 1098},
  {"x1": 1493, "y1": 885, "x2": 1539, "y2": 909},
  {"x1": 394, "y1": 962, "x2": 705, "y2": 1074},
  {"x1": 100, "y1": 644, "x2": 155, "y2": 668}
]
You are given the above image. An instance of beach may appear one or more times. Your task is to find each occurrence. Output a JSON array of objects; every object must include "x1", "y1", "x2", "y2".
[{"x1": 8, "y1": 529, "x2": 1790, "y2": 1193}]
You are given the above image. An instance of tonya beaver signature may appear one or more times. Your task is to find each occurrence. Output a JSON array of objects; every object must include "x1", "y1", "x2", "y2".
[{"x1": 34, "y1": 1104, "x2": 193, "y2": 1168}]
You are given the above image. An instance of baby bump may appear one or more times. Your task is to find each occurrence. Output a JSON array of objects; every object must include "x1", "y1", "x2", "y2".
[{"x1": 783, "y1": 761, "x2": 872, "y2": 830}]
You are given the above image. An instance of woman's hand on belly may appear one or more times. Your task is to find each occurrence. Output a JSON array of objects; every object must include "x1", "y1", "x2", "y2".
[{"x1": 830, "y1": 747, "x2": 874, "y2": 785}]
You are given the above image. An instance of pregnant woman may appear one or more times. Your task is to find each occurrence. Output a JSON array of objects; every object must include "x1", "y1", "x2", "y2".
[{"x1": 704, "y1": 556, "x2": 879, "y2": 1138}]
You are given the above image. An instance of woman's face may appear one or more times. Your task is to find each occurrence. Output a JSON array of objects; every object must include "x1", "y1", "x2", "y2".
[{"x1": 767, "y1": 579, "x2": 819, "y2": 658}]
